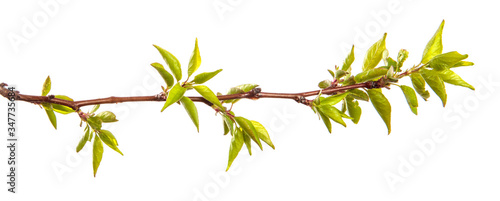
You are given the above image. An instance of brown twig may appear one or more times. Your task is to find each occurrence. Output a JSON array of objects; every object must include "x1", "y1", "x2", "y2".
[{"x1": 0, "y1": 79, "x2": 384, "y2": 111}]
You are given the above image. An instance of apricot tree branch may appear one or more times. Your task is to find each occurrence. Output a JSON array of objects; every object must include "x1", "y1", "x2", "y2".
[{"x1": 0, "y1": 79, "x2": 385, "y2": 110}]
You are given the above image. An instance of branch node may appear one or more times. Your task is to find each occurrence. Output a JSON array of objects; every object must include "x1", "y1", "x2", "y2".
[{"x1": 249, "y1": 87, "x2": 262, "y2": 99}]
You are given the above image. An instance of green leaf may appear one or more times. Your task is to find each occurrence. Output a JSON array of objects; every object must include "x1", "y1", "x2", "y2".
[
  {"x1": 153, "y1": 44, "x2": 182, "y2": 81},
  {"x1": 438, "y1": 69, "x2": 474, "y2": 90},
  {"x1": 410, "y1": 73, "x2": 430, "y2": 101},
  {"x1": 321, "y1": 92, "x2": 350, "y2": 106},
  {"x1": 192, "y1": 69, "x2": 223, "y2": 84},
  {"x1": 428, "y1": 51, "x2": 468, "y2": 71},
  {"x1": 318, "y1": 105, "x2": 346, "y2": 127},
  {"x1": 318, "y1": 80, "x2": 332, "y2": 89},
  {"x1": 93, "y1": 134, "x2": 104, "y2": 177},
  {"x1": 317, "y1": 108, "x2": 332, "y2": 133},
  {"x1": 88, "y1": 130, "x2": 94, "y2": 142},
  {"x1": 188, "y1": 38, "x2": 202, "y2": 77},
  {"x1": 180, "y1": 96, "x2": 199, "y2": 132},
  {"x1": 367, "y1": 89, "x2": 391, "y2": 134},
  {"x1": 385, "y1": 57, "x2": 398, "y2": 72},
  {"x1": 250, "y1": 120, "x2": 275, "y2": 149},
  {"x1": 223, "y1": 115, "x2": 233, "y2": 135},
  {"x1": 362, "y1": 33, "x2": 387, "y2": 72},
  {"x1": 223, "y1": 84, "x2": 259, "y2": 104},
  {"x1": 354, "y1": 67, "x2": 388, "y2": 83},
  {"x1": 397, "y1": 49, "x2": 409, "y2": 70},
  {"x1": 85, "y1": 124, "x2": 90, "y2": 141},
  {"x1": 226, "y1": 127, "x2": 244, "y2": 171},
  {"x1": 223, "y1": 119, "x2": 230, "y2": 135},
  {"x1": 76, "y1": 128, "x2": 90, "y2": 153},
  {"x1": 232, "y1": 84, "x2": 259, "y2": 93},
  {"x1": 150, "y1": 62, "x2": 175, "y2": 88},
  {"x1": 87, "y1": 116, "x2": 102, "y2": 131},
  {"x1": 342, "y1": 45, "x2": 355, "y2": 71},
  {"x1": 162, "y1": 83, "x2": 187, "y2": 112},
  {"x1": 328, "y1": 69, "x2": 336, "y2": 78},
  {"x1": 335, "y1": 70, "x2": 348, "y2": 80},
  {"x1": 99, "y1": 130, "x2": 123, "y2": 156},
  {"x1": 96, "y1": 111, "x2": 118, "y2": 123},
  {"x1": 42, "y1": 103, "x2": 57, "y2": 130},
  {"x1": 41, "y1": 76, "x2": 51, "y2": 96},
  {"x1": 452, "y1": 61, "x2": 474, "y2": 68},
  {"x1": 52, "y1": 95, "x2": 75, "y2": 114},
  {"x1": 346, "y1": 97, "x2": 362, "y2": 124},
  {"x1": 398, "y1": 85, "x2": 418, "y2": 115},
  {"x1": 347, "y1": 89, "x2": 369, "y2": 101},
  {"x1": 242, "y1": 129, "x2": 252, "y2": 155},
  {"x1": 421, "y1": 69, "x2": 447, "y2": 107},
  {"x1": 341, "y1": 99, "x2": 347, "y2": 113},
  {"x1": 422, "y1": 20, "x2": 445, "y2": 64},
  {"x1": 234, "y1": 116, "x2": 263, "y2": 150},
  {"x1": 90, "y1": 104, "x2": 100, "y2": 114},
  {"x1": 193, "y1": 85, "x2": 224, "y2": 110}
]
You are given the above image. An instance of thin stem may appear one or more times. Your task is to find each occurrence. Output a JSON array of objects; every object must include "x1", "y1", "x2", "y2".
[{"x1": 0, "y1": 79, "x2": 382, "y2": 111}]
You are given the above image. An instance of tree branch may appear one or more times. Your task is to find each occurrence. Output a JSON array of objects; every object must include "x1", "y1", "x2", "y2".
[{"x1": 0, "y1": 79, "x2": 384, "y2": 111}]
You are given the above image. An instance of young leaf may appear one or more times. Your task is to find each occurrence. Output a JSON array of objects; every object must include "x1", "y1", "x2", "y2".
[
  {"x1": 226, "y1": 127, "x2": 244, "y2": 171},
  {"x1": 422, "y1": 20, "x2": 445, "y2": 64},
  {"x1": 41, "y1": 76, "x2": 51, "y2": 96},
  {"x1": 438, "y1": 69, "x2": 475, "y2": 90},
  {"x1": 223, "y1": 84, "x2": 259, "y2": 104},
  {"x1": 367, "y1": 89, "x2": 391, "y2": 134},
  {"x1": 398, "y1": 85, "x2": 418, "y2": 115},
  {"x1": 52, "y1": 95, "x2": 75, "y2": 114},
  {"x1": 42, "y1": 103, "x2": 57, "y2": 130},
  {"x1": 328, "y1": 69, "x2": 336, "y2": 79},
  {"x1": 362, "y1": 33, "x2": 387, "y2": 72},
  {"x1": 96, "y1": 111, "x2": 118, "y2": 123},
  {"x1": 234, "y1": 116, "x2": 263, "y2": 150},
  {"x1": 90, "y1": 104, "x2": 100, "y2": 114},
  {"x1": 397, "y1": 49, "x2": 409, "y2": 70},
  {"x1": 150, "y1": 62, "x2": 175, "y2": 88},
  {"x1": 223, "y1": 119, "x2": 230, "y2": 135},
  {"x1": 354, "y1": 67, "x2": 388, "y2": 83},
  {"x1": 162, "y1": 83, "x2": 187, "y2": 112},
  {"x1": 428, "y1": 51, "x2": 468, "y2": 71},
  {"x1": 318, "y1": 105, "x2": 346, "y2": 127},
  {"x1": 193, "y1": 85, "x2": 224, "y2": 110},
  {"x1": 335, "y1": 70, "x2": 348, "y2": 80},
  {"x1": 93, "y1": 134, "x2": 104, "y2": 177},
  {"x1": 452, "y1": 61, "x2": 474, "y2": 68},
  {"x1": 223, "y1": 115, "x2": 233, "y2": 135},
  {"x1": 153, "y1": 44, "x2": 182, "y2": 81},
  {"x1": 89, "y1": 130, "x2": 94, "y2": 142},
  {"x1": 410, "y1": 73, "x2": 430, "y2": 101},
  {"x1": 346, "y1": 97, "x2": 362, "y2": 124},
  {"x1": 321, "y1": 93, "x2": 350, "y2": 106},
  {"x1": 318, "y1": 80, "x2": 332, "y2": 89},
  {"x1": 87, "y1": 116, "x2": 102, "y2": 131},
  {"x1": 242, "y1": 129, "x2": 252, "y2": 155},
  {"x1": 188, "y1": 38, "x2": 202, "y2": 77},
  {"x1": 192, "y1": 69, "x2": 223, "y2": 84},
  {"x1": 342, "y1": 45, "x2": 355, "y2": 71},
  {"x1": 317, "y1": 108, "x2": 332, "y2": 133},
  {"x1": 421, "y1": 69, "x2": 447, "y2": 107},
  {"x1": 347, "y1": 89, "x2": 369, "y2": 102},
  {"x1": 76, "y1": 128, "x2": 90, "y2": 153},
  {"x1": 180, "y1": 96, "x2": 199, "y2": 132},
  {"x1": 250, "y1": 120, "x2": 275, "y2": 149},
  {"x1": 99, "y1": 130, "x2": 123, "y2": 156}
]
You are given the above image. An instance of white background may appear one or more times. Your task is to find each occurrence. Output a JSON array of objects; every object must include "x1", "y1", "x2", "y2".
[{"x1": 1, "y1": 0, "x2": 499, "y2": 200}]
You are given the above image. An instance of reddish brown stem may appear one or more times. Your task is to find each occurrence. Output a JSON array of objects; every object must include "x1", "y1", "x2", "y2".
[{"x1": 0, "y1": 80, "x2": 383, "y2": 110}]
